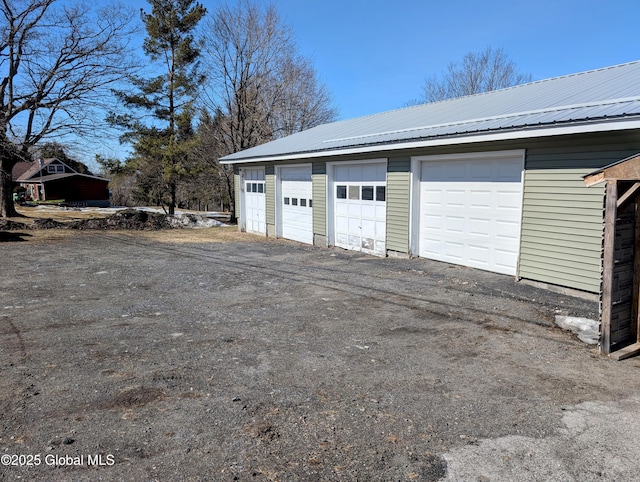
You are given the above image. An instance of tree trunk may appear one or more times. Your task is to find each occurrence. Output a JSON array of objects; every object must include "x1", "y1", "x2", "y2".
[
  {"x1": 0, "y1": 156, "x2": 18, "y2": 218},
  {"x1": 225, "y1": 171, "x2": 236, "y2": 223},
  {"x1": 168, "y1": 182, "x2": 176, "y2": 216}
]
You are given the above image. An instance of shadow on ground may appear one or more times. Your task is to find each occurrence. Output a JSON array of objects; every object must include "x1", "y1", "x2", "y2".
[{"x1": 0, "y1": 231, "x2": 31, "y2": 242}]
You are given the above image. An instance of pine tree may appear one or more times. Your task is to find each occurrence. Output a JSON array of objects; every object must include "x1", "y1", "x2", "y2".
[{"x1": 111, "y1": 0, "x2": 206, "y2": 215}]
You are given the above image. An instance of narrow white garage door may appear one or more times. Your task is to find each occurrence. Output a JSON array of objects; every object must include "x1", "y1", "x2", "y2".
[
  {"x1": 334, "y1": 162, "x2": 387, "y2": 256},
  {"x1": 243, "y1": 168, "x2": 266, "y2": 235},
  {"x1": 280, "y1": 165, "x2": 313, "y2": 244},
  {"x1": 419, "y1": 155, "x2": 523, "y2": 275}
]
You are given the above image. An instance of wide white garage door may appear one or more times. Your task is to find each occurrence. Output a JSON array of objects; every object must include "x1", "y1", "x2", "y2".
[
  {"x1": 243, "y1": 168, "x2": 266, "y2": 235},
  {"x1": 419, "y1": 154, "x2": 523, "y2": 275},
  {"x1": 334, "y1": 162, "x2": 387, "y2": 256},
  {"x1": 280, "y1": 165, "x2": 313, "y2": 244}
]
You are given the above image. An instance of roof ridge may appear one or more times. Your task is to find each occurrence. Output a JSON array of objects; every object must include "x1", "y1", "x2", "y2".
[
  {"x1": 346, "y1": 60, "x2": 640, "y2": 119},
  {"x1": 324, "y1": 97, "x2": 640, "y2": 144}
]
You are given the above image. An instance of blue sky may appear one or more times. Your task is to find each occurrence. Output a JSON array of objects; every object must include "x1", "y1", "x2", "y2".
[
  {"x1": 268, "y1": 0, "x2": 640, "y2": 119},
  {"x1": 87, "y1": 0, "x2": 639, "y2": 165}
]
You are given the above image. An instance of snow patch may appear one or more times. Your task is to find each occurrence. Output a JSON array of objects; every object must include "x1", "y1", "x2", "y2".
[{"x1": 555, "y1": 315, "x2": 600, "y2": 345}]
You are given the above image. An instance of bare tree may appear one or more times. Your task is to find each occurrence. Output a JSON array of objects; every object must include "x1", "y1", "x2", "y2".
[
  {"x1": 0, "y1": 0, "x2": 138, "y2": 217},
  {"x1": 272, "y1": 55, "x2": 336, "y2": 137},
  {"x1": 419, "y1": 47, "x2": 532, "y2": 103},
  {"x1": 191, "y1": 109, "x2": 236, "y2": 218},
  {"x1": 202, "y1": 0, "x2": 337, "y2": 155}
]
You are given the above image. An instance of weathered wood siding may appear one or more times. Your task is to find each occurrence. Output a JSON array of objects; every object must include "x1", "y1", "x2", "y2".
[
  {"x1": 610, "y1": 200, "x2": 636, "y2": 348},
  {"x1": 386, "y1": 157, "x2": 411, "y2": 253},
  {"x1": 265, "y1": 164, "x2": 275, "y2": 226},
  {"x1": 312, "y1": 162, "x2": 326, "y2": 236},
  {"x1": 520, "y1": 141, "x2": 640, "y2": 293}
]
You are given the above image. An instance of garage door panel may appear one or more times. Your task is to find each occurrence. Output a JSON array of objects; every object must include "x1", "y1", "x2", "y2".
[
  {"x1": 447, "y1": 190, "x2": 466, "y2": 206},
  {"x1": 348, "y1": 217, "x2": 361, "y2": 232},
  {"x1": 361, "y1": 203, "x2": 377, "y2": 218},
  {"x1": 281, "y1": 165, "x2": 313, "y2": 244},
  {"x1": 470, "y1": 190, "x2": 491, "y2": 206},
  {"x1": 424, "y1": 190, "x2": 442, "y2": 205},
  {"x1": 336, "y1": 215, "x2": 348, "y2": 231},
  {"x1": 469, "y1": 244, "x2": 490, "y2": 262},
  {"x1": 444, "y1": 241, "x2": 464, "y2": 260},
  {"x1": 469, "y1": 217, "x2": 491, "y2": 235},
  {"x1": 419, "y1": 155, "x2": 523, "y2": 275},
  {"x1": 348, "y1": 202, "x2": 361, "y2": 217},
  {"x1": 333, "y1": 162, "x2": 387, "y2": 256},
  {"x1": 361, "y1": 218, "x2": 376, "y2": 237},
  {"x1": 496, "y1": 220, "x2": 521, "y2": 239},
  {"x1": 243, "y1": 168, "x2": 266, "y2": 235},
  {"x1": 497, "y1": 190, "x2": 521, "y2": 208}
]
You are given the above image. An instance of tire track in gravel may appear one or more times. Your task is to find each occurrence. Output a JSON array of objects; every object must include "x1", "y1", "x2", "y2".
[
  {"x1": 0, "y1": 315, "x2": 27, "y2": 362},
  {"x1": 90, "y1": 232, "x2": 575, "y2": 343}
]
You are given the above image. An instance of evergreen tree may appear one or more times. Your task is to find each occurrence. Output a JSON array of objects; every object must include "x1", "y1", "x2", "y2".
[{"x1": 111, "y1": 0, "x2": 206, "y2": 215}]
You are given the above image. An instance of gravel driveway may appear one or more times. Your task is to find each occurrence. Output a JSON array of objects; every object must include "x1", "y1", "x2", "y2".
[{"x1": 2, "y1": 228, "x2": 639, "y2": 481}]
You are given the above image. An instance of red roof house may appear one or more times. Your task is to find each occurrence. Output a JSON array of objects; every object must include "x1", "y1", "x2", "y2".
[{"x1": 13, "y1": 158, "x2": 110, "y2": 207}]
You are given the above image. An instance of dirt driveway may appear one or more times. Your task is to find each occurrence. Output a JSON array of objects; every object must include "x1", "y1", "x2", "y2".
[{"x1": 2, "y1": 228, "x2": 640, "y2": 481}]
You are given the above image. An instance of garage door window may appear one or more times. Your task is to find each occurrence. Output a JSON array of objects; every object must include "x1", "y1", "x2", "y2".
[
  {"x1": 376, "y1": 186, "x2": 386, "y2": 202},
  {"x1": 247, "y1": 182, "x2": 264, "y2": 193},
  {"x1": 337, "y1": 185, "x2": 347, "y2": 199}
]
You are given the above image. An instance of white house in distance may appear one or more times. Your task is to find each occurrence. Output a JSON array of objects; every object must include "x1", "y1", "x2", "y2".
[{"x1": 220, "y1": 61, "x2": 640, "y2": 306}]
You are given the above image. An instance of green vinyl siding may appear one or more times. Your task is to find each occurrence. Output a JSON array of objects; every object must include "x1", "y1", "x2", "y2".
[
  {"x1": 386, "y1": 157, "x2": 411, "y2": 253},
  {"x1": 520, "y1": 168, "x2": 605, "y2": 293},
  {"x1": 519, "y1": 135, "x2": 640, "y2": 293},
  {"x1": 312, "y1": 162, "x2": 326, "y2": 236},
  {"x1": 265, "y1": 164, "x2": 275, "y2": 225}
]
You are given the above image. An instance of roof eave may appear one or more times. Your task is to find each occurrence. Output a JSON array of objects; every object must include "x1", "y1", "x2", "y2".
[{"x1": 220, "y1": 117, "x2": 640, "y2": 165}]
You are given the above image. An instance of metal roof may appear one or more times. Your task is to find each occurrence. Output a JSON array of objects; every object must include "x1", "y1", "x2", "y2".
[{"x1": 221, "y1": 61, "x2": 640, "y2": 163}]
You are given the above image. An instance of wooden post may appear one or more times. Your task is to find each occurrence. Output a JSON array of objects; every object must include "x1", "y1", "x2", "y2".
[
  {"x1": 601, "y1": 180, "x2": 618, "y2": 355},
  {"x1": 634, "y1": 198, "x2": 640, "y2": 344}
]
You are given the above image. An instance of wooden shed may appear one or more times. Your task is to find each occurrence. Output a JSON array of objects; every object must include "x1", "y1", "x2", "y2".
[{"x1": 584, "y1": 153, "x2": 640, "y2": 359}]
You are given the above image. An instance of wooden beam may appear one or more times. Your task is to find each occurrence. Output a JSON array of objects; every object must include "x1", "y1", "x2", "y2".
[
  {"x1": 617, "y1": 182, "x2": 640, "y2": 209},
  {"x1": 584, "y1": 171, "x2": 606, "y2": 187},
  {"x1": 601, "y1": 180, "x2": 618, "y2": 355},
  {"x1": 609, "y1": 342, "x2": 640, "y2": 361},
  {"x1": 584, "y1": 154, "x2": 640, "y2": 186},
  {"x1": 635, "y1": 198, "x2": 640, "y2": 345}
]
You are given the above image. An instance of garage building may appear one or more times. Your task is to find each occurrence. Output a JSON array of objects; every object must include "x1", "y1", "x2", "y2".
[{"x1": 221, "y1": 61, "x2": 640, "y2": 298}]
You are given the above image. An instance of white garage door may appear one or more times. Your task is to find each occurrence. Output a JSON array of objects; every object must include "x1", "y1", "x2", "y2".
[
  {"x1": 419, "y1": 155, "x2": 523, "y2": 275},
  {"x1": 243, "y1": 168, "x2": 266, "y2": 235},
  {"x1": 280, "y1": 165, "x2": 313, "y2": 244},
  {"x1": 334, "y1": 162, "x2": 387, "y2": 256}
]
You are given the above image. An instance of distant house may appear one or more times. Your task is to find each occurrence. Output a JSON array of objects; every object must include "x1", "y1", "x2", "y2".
[{"x1": 13, "y1": 158, "x2": 110, "y2": 207}]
